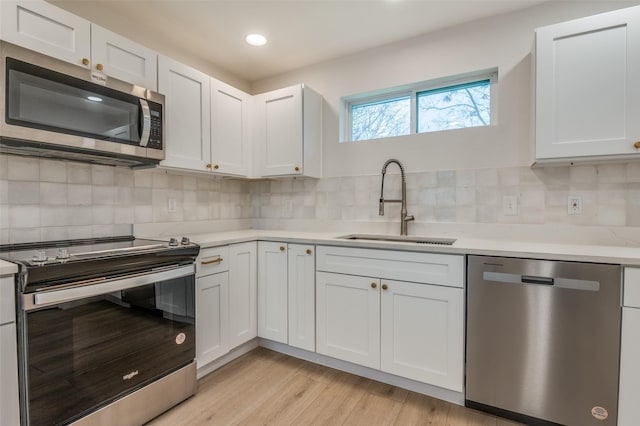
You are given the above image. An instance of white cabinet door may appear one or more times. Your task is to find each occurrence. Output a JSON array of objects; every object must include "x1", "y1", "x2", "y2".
[
  {"x1": 211, "y1": 79, "x2": 251, "y2": 176},
  {"x1": 254, "y1": 85, "x2": 303, "y2": 177},
  {"x1": 380, "y1": 280, "x2": 464, "y2": 392},
  {"x1": 228, "y1": 242, "x2": 257, "y2": 348},
  {"x1": 316, "y1": 272, "x2": 380, "y2": 369},
  {"x1": 158, "y1": 55, "x2": 211, "y2": 171},
  {"x1": 91, "y1": 25, "x2": 157, "y2": 90},
  {"x1": 196, "y1": 271, "x2": 229, "y2": 366},
  {"x1": 535, "y1": 6, "x2": 640, "y2": 161},
  {"x1": 257, "y1": 242, "x2": 288, "y2": 343},
  {"x1": 287, "y1": 244, "x2": 315, "y2": 352},
  {"x1": 0, "y1": 0, "x2": 91, "y2": 68},
  {"x1": 0, "y1": 324, "x2": 19, "y2": 426},
  {"x1": 619, "y1": 307, "x2": 640, "y2": 426}
]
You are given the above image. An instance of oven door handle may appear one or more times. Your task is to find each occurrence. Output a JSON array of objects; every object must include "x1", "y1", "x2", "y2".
[{"x1": 25, "y1": 264, "x2": 195, "y2": 310}]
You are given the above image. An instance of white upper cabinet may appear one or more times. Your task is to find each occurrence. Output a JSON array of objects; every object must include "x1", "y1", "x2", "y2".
[
  {"x1": 535, "y1": 6, "x2": 640, "y2": 163},
  {"x1": 210, "y1": 79, "x2": 251, "y2": 176},
  {"x1": 1, "y1": 1, "x2": 158, "y2": 89},
  {"x1": 90, "y1": 25, "x2": 157, "y2": 90},
  {"x1": 158, "y1": 55, "x2": 211, "y2": 171},
  {"x1": 0, "y1": 0, "x2": 91, "y2": 68},
  {"x1": 253, "y1": 84, "x2": 322, "y2": 178}
]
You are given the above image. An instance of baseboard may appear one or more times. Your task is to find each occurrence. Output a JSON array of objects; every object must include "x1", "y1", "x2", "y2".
[
  {"x1": 196, "y1": 339, "x2": 260, "y2": 379},
  {"x1": 258, "y1": 339, "x2": 465, "y2": 406}
]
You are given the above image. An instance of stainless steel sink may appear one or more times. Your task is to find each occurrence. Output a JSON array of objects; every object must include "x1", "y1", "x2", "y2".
[{"x1": 336, "y1": 234, "x2": 456, "y2": 246}]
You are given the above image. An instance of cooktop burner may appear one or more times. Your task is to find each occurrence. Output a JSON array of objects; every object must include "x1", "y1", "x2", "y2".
[{"x1": 0, "y1": 235, "x2": 200, "y2": 292}]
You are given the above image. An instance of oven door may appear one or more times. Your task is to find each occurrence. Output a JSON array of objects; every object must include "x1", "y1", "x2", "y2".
[{"x1": 19, "y1": 265, "x2": 195, "y2": 426}]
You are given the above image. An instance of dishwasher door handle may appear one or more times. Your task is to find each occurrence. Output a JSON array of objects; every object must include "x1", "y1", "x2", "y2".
[
  {"x1": 521, "y1": 275, "x2": 554, "y2": 285},
  {"x1": 483, "y1": 271, "x2": 600, "y2": 291}
]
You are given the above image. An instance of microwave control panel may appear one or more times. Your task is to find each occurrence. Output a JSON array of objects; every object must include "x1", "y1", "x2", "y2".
[{"x1": 147, "y1": 101, "x2": 163, "y2": 150}]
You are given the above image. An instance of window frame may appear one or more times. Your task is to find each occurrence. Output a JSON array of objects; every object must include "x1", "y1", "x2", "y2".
[{"x1": 341, "y1": 68, "x2": 498, "y2": 142}]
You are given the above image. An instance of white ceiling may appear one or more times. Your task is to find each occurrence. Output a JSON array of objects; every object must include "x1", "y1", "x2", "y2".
[{"x1": 53, "y1": 0, "x2": 548, "y2": 83}]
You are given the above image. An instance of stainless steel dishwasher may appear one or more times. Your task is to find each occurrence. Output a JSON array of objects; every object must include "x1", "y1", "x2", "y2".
[{"x1": 466, "y1": 255, "x2": 621, "y2": 426}]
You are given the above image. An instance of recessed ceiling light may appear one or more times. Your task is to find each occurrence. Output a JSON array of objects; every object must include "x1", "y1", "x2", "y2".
[
  {"x1": 245, "y1": 33, "x2": 267, "y2": 46},
  {"x1": 87, "y1": 96, "x2": 103, "y2": 102}
]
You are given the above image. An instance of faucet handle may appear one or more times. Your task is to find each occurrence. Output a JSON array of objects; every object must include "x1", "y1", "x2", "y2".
[{"x1": 406, "y1": 215, "x2": 415, "y2": 222}]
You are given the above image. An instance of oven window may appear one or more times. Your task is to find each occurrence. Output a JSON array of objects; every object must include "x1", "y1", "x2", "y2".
[
  {"x1": 6, "y1": 58, "x2": 141, "y2": 144},
  {"x1": 25, "y1": 277, "x2": 195, "y2": 426}
]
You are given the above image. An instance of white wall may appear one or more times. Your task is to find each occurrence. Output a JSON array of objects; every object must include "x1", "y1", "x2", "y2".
[{"x1": 251, "y1": 1, "x2": 640, "y2": 178}]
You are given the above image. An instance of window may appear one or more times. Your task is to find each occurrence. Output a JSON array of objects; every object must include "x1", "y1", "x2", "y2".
[{"x1": 342, "y1": 69, "x2": 496, "y2": 142}]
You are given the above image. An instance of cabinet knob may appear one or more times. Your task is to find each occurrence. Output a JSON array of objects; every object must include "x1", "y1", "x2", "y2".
[
  {"x1": 634, "y1": 141, "x2": 640, "y2": 149},
  {"x1": 81, "y1": 58, "x2": 89, "y2": 66},
  {"x1": 381, "y1": 284, "x2": 388, "y2": 290},
  {"x1": 306, "y1": 249, "x2": 312, "y2": 255},
  {"x1": 96, "y1": 63, "x2": 104, "y2": 71},
  {"x1": 371, "y1": 282, "x2": 377, "y2": 289},
  {"x1": 206, "y1": 163, "x2": 212, "y2": 169},
  {"x1": 213, "y1": 164, "x2": 219, "y2": 170},
  {"x1": 280, "y1": 246, "x2": 285, "y2": 251},
  {"x1": 294, "y1": 166, "x2": 300, "y2": 172}
]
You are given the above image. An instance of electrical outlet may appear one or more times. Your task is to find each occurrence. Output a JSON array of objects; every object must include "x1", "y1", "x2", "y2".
[
  {"x1": 167, "y1": 198, "x2": 177, "y2": 213},
  {"x1": 567, "y1": 196, "x2": 582, "y2": 215},
  {"x1": 502, "y1": 195, "x2": 518, "y2": 216}
]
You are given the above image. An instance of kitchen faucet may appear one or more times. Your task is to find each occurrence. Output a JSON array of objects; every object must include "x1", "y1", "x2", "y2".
[{"x1": 379, "y1": 159, "x2": 414, "y2": 235}]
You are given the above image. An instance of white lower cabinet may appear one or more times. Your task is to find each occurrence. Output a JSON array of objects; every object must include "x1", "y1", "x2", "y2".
[
  {"x1": 258, "y1": 242, "x2": 316, "y2": 348},
  {"x1": 196, "y1": 242, "x2": 257, "y2": 369},
  {"x1": 1, "y1": 274, "x2": 19, "y2": 426},
  {"x1": 316, "y1": 272, "x2": 380, "y2": 369},
  {"x1": 619, "y1": 307, "x2": 640, "y2": 426},
  {"x1": 315, "y1": 246, "x2": 465, "y2": 392},
  {"x1": 380, "y1": 279, "x2": 464, "y2": 392},
  {"x1": 287, "y1": 244, "x2": 316, "y2": 352},
  {"x1": 258, "y1": 242, "x2": 288, "y2": 343},
  {"x1": 228, "y1": 242, "x2": 257, "y2": 348},
  {"x1": 196, "y1": 271, "x2": 229, "y2": 366},
  {"x1": 619, "y1": 267, "x2": 640, "y2": 425}
]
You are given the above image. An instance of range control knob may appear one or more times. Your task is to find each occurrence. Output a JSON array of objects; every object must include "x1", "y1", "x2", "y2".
[
  {"x1": 32, "y1": 250, "x2": 47, "y2": 262},
  {"x1": 56, "y1": 248, "x2": 70, "y2": 260},
  {"x1": 181, "y1": 237, "x2": 191, "y2": 245},
  {"x1": 168, "y1": 238, "x2": 179, "y2": 247}
]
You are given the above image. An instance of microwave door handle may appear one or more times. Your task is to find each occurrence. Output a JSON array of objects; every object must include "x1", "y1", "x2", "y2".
[{"x1": 139, "y1": 99, "x2": 151, "y2": 147}]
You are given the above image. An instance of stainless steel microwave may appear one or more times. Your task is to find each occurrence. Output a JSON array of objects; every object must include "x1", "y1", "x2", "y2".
[{"x1": 0, "y1": 41, "x2": 165, "y2": 168}]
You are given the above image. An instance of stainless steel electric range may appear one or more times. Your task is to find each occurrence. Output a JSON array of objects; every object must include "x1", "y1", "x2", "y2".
[{"x1": 0, "y1": 236, "x2": 200, "y2": 426}]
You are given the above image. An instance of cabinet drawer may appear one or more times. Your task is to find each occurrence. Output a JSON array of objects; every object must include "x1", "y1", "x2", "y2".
[
  {"x1": 624, "y1": 267, "x2": 640, "y2": 308},
  {"x1": 196, "y1": 246, "x2": 229, "y2": 277},
  {"x1": 316, "y1": 246, "x2": 464, "y2": 288},
  {"x1": 0, "y1": 276, "x2": 15, "y2": 326}
]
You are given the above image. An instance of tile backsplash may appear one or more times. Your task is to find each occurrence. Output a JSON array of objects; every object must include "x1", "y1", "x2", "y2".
[
  {"x1": 2, "y1": 153, "x2": 640, "y2": 244},
  {"x1": 0, "y1": 155, "x2": 252, "y2": 244},
  {"x1": 251, "y1": 162, "x2": 640, "y2": 229}
]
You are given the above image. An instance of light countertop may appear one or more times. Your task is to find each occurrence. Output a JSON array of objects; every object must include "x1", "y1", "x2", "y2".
[
  {"x1": 0, "y1": 259, "x2": 18, "y2": 276},
  {"x1": 182, "y1": 229, "x2": 640, "y2": 266}
]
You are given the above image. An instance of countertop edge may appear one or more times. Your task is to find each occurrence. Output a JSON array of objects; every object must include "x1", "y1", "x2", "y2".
[
  {"x1": 183, "y1": 230, "x2": 640, "y2": 266},
  {"x1": 0, "y1": 259, "x2": 19, "y2": 276}
]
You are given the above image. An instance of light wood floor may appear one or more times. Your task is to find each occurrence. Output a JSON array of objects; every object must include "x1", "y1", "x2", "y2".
[{"x1": 148, "y1": 347, "x2": 522, "y2": 426}]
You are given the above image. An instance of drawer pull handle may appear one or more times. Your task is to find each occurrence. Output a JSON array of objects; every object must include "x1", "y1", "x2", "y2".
[
  {"x1": 634, "y1": 141, "x2": 640, "y2": 149},
  {"x1": 201, "y1": 257, "x2": 223, "y2": 265},
  {"x1": 280, "y1": 246, "x2": 285, "y2": 251},
  {"x1": 306, "y1": 249, "x2": 312, "y2": 255},
  {"x1": 96, "y1": 63, "x2": 104, "y2": 71},
  {"x1": 371, "y1": 283, "x2": 377, "y2": 289},
  {"x1": 381, "y1": 284, "x2": 388, "y2": 290},
  {"x1": 82, "y1": 58, "x2": 89, "y2": 66}
]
